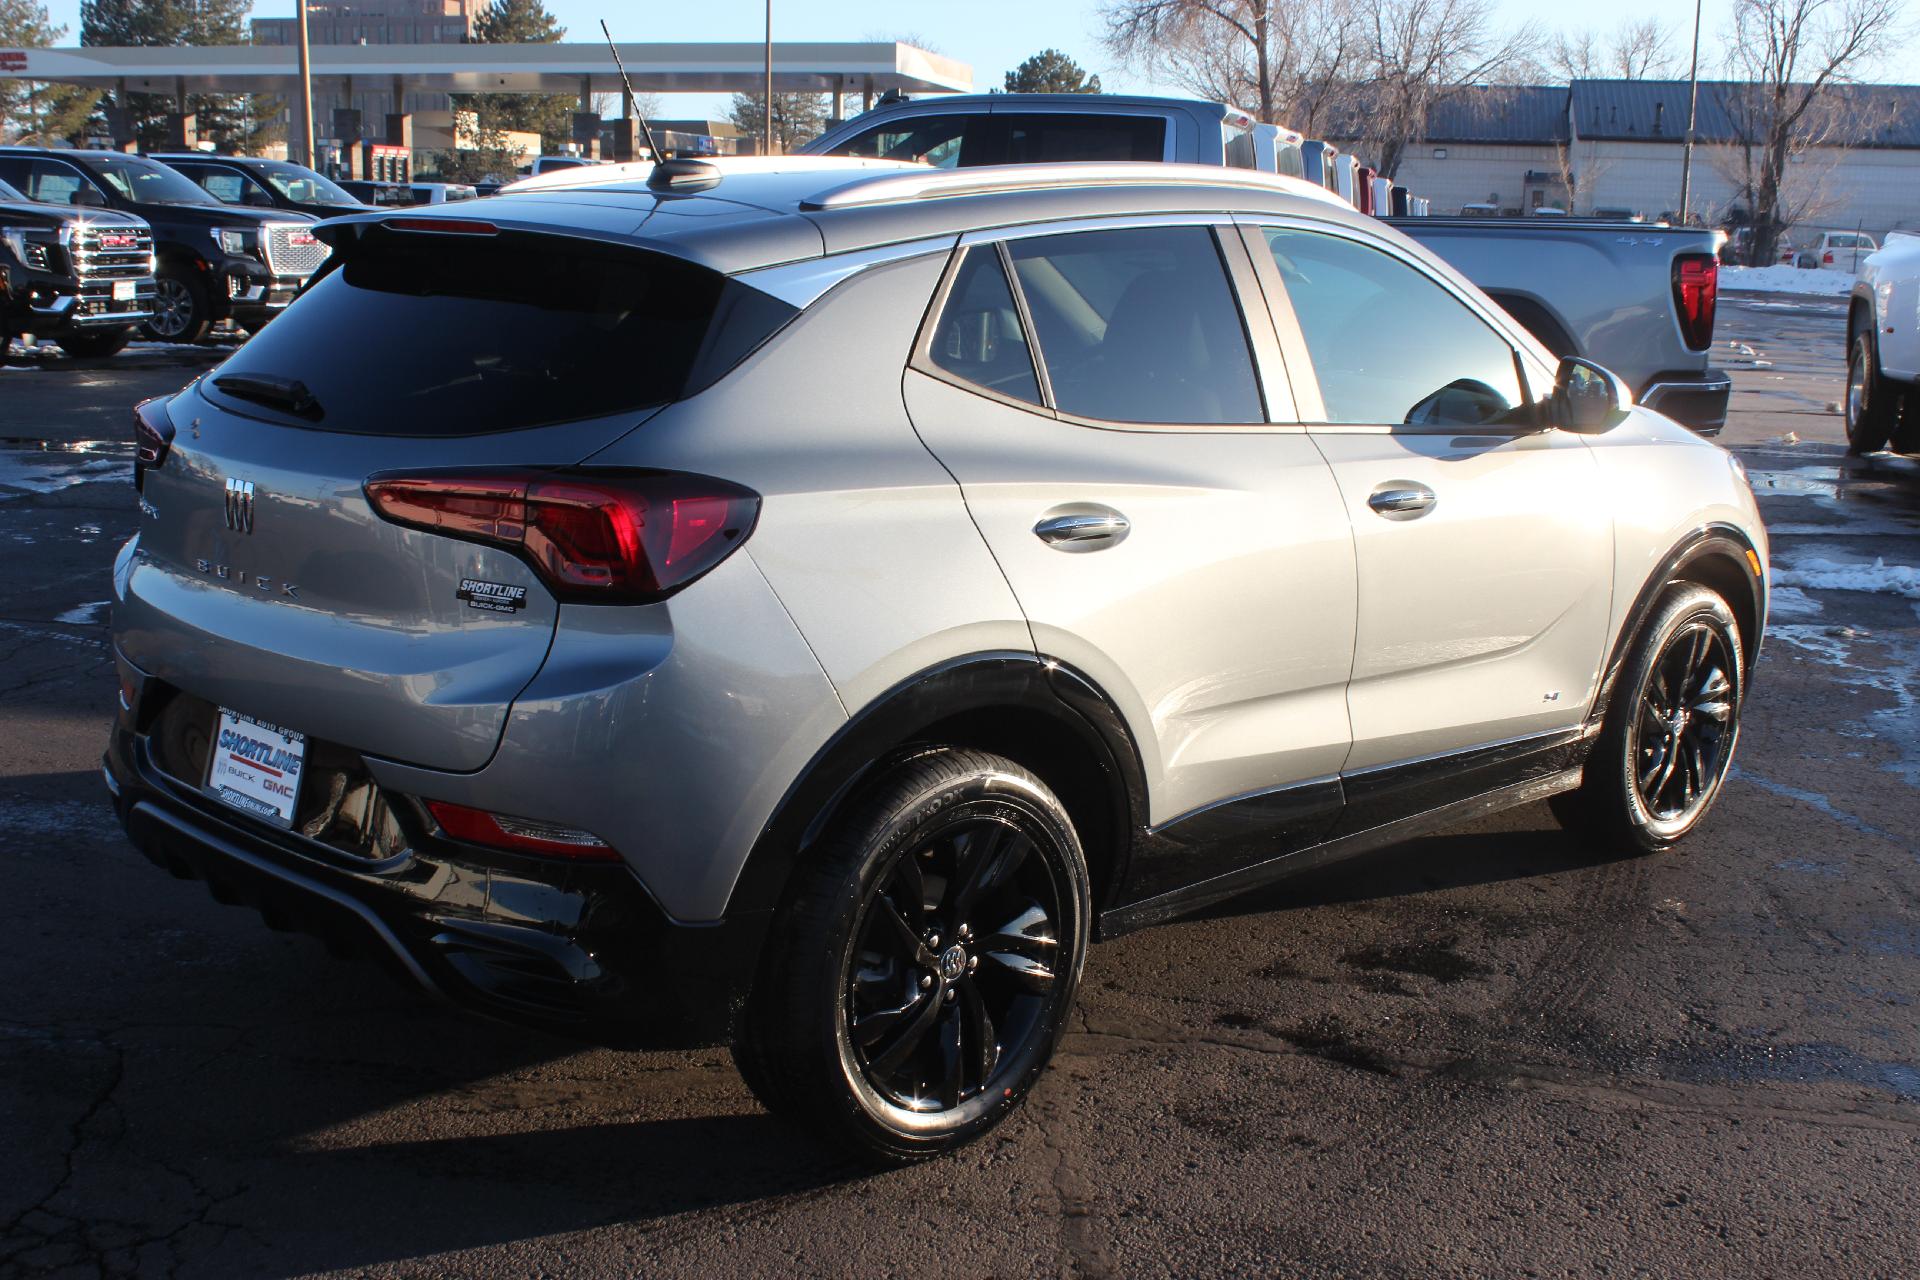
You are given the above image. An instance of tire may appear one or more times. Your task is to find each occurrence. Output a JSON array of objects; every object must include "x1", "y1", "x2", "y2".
[
  {"x1": 1846, "y1": 328, "x2": 1899, "y2": 455},
  {"x1": 55, "y1": 327, "x2": 134, "y2": 359},
  {"x1": 734, "y1": 748, "x2": 1091, "y2": 1164},
  {"x1": 0, "y1": 334, "x2": 12, "y2": 367},
  {"x1": 1553, "y1": 583, "x2": 1744, "y2": 853},
  {"x1": 142, "y1": 268, "x2": 211, "y2": 345}
]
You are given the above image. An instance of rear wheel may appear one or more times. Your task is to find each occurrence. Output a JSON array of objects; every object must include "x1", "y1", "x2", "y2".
[
  {"x1": 142, "y1": 268, "x2": 210, "y2": 345},
  {"x1": 1847, "y1": 329, "x2": 1899, "y2": 454},
  {"x1": 56, "y1": 327, "x2": 134, "y2": 359},
  {"x1": 1553, "y1": 584, "x2": 1744, "y2": 852},
  {"x1": 734, "y1": 749, "x2": 1090, "y2": 1163}
]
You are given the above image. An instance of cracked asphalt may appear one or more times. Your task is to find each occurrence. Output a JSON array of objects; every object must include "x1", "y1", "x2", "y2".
[{"x1": 3, "y1": 301, "x2": 1919, "y2": 1277}]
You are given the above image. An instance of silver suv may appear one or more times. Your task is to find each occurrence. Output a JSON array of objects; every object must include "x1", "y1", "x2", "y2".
[{"x1": 105, "y1": 158, "x2": 1768, "y2": 1162}]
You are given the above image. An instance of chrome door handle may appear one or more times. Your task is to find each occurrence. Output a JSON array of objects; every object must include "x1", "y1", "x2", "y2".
[
  {"x1": 1366, "y1": 483, "x2": 1436, "y2": 520},
  {"x1": 1034, "y1": 509, "x2": 1131, "y2": 551}
]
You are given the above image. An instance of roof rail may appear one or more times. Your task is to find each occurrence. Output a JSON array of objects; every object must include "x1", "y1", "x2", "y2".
[{"x1": 799, "y1": 162, "x2": 1351, "y2": 212}]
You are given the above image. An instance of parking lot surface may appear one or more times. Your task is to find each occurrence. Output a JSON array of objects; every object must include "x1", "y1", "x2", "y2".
[{"x1": 3, "y1": 298, "x2": 1918, "y2": 1277}]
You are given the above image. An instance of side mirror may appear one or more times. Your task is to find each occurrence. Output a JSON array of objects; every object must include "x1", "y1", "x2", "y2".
[
  {"x1": 243, "y1": 187, "x2": 275, "y2": 207},
  {"x1": 70, "y1": 186, "x2": 106, "y2": 207},
  {"x1": 1552, "y1": 356, "x2": 1631, "y2": 433}
]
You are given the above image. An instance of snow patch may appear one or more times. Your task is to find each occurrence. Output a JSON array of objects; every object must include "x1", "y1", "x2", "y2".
[
  {"x1": 1721, "y1": 264, "x2": 1856, "y2": 296},
  {"x1": 1773, "y1": 556, "x2": 1920, "y2": 600},
  {"x1": 1767, "y1": 585, "x2": 1825, "y2": 617},
  {"x1": 54, "y1": 601, "x2": 109, "y2": 625}
]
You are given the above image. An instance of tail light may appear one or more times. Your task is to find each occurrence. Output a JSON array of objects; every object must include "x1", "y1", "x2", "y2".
[
  {"x1": 425, "y1": 800, "x2": 618, "y2": 860},
  {"x1": 1822, "y1": 250, "x2": 1834, "y2": 265},
  {"x1": 1672, "y1": 254, "x2": 1718, "y2": 352},
  {"x1": 364, "y1": 468, "x2": 760, "y2": 604},
  {"x1": 133, "y1": 397, "x2": 176, "y2": 492}
]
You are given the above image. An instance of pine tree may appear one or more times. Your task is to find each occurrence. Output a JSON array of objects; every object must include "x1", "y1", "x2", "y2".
[
  {"x1": 79, "y1": 0, "x2": 267, "y2": 151},
  {"x1": 727, "y1": 91, "x2": 829, "y2": 153},
  {"x1": 1004, "y1": 50, "x2": 1103, "y2": 94},
  {"x1": 461, "y1": 0, "x2": 575, "y2": 154},
  {"x1": 0, "y1": 0, "x2": 100, "y2": 143}
]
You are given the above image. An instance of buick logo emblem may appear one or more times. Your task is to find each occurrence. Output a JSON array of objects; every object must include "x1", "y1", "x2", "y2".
[{"x1": 224, "y1": 478, "x2": 255, "y2": 534}]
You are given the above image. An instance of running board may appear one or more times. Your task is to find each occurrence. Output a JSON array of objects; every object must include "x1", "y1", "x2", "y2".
[{"x1": 1098, "y1": 766, "x2": 1584, "y2": 936}]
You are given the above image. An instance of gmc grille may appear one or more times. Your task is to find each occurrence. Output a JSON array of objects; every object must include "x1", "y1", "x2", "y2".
[
  {"x1": 262, "y1": 223, "x2": 330, "y2": 279},
  {"x1": 72, "y1": 225, "x2": 153, "y2": 283}
]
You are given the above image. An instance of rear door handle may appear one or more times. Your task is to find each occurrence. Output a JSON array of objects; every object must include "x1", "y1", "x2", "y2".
[
  {"x1": 1366, "y1": 483, "x2": 1436, "y2": 520},
  {"x1": 1034, "y1": 507, "x2": 1131, "y2": 551}
]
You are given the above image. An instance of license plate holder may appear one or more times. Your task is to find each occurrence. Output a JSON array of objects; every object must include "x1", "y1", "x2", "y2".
[
  {"x1": 206, "y1": 708, "x2": 306, "y2": 827},
  {"x1": 111, "y1": 279, "x2": 136, "y2": 302}
]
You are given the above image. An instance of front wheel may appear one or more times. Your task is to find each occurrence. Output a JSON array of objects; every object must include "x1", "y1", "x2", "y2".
[
  {"x1": 734, "y1": 749, "x2": 1090, "y2": 1163},
  {"x1": 1847, "y1": 329, "x2": 1900, "y2": 455},
  {"x1": 1554, "y1": 584, "x2": 1745, "y2": 852},
  {"x1": 142, "y1": 268, "x2": 210, "y2": 345}
]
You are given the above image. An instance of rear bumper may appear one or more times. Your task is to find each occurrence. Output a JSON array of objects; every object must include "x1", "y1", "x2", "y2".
[
  {"x1": 103, "y1": 705, "x2": 765, "y2": 1049},
  {"x1": 1640, "y1": 367, "x2": 1731, "y2": 435}
]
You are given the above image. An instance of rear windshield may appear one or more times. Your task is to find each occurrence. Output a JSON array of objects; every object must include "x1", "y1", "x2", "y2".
[{"x1": 205, "y1": 229, "x2": 795, "y2": 435}]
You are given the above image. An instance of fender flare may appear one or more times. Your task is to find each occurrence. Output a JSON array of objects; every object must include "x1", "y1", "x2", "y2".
[
  {"x1": 1588, "y1": 521, "x2": 1766, "y2": 729},
  {"x1": 722, "y1": 651, "x2": 1149, "y2": 921}
]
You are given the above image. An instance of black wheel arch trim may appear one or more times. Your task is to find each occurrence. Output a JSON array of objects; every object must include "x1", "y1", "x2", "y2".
[
  {"x1": 723, "y1": 650, "x2": 1149, "y2": 928},
  {"x1": 1589, "y1": 521, "x2": 1765, "y2": 730}
]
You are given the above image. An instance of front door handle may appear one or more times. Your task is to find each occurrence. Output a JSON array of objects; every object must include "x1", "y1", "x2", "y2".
[
  {"x1": 1366, "y1": 483, "x2": 1437, "y2": 520},
  {"x1": 1034, "y1": 507, "x2": 1131, "y2": 551}
]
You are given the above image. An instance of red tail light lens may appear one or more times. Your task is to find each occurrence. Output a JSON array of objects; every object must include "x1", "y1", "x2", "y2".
[
  {"x1": 1672, "y1": 254, "x2": 1718, "y2": 352},
  {"x1": 363, "y1": 469, "x2": 760, "y2": 603},
  {"x1": 133, "y1": 396, "x2": 176, "y2": 491},
  {"x1": 1822, "y1": 250, "x2": 1834, "y2": 264},
  {"x1": 425, "y1": 800, "x2": 619, "y2": 860}
]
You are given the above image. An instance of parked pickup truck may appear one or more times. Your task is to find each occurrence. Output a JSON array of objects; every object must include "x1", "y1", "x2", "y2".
[
  {"x1": 1384, "y1": 217, "x2": 1729, "y2": 432},
  {"x1": 0, "y1": 172, "x2": 155, "y2": 361},
  {"x1": 802, "y1": 94, "x2": 1730, "y2": 432},
  {"x1": 1846, "y1": 230, "x2": 1918, "y2": 454}
]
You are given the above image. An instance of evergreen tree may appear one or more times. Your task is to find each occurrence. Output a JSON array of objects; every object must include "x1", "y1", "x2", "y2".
[
  {"x1": 461, "y1": 0, "x2": 574, "y2": 154},
  {"x1": 0, "y1": 0, "x2": 99, "y2": 143},
  {"x1": 1004, "y1": 49, "x2": 1103, "y2": 94},
  {"x1": 80, "y1": 0, "x2": 269, "y2": 151},
  {"x1": 727, "y1": 91, "x2": 829, "y2": 153}
]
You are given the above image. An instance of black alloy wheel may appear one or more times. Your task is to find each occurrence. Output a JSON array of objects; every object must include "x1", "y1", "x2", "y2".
[
  {"x1": 142, "y1": 269, "x2": 210, "y2": 345},
  {"x1": 845, "y1": 812, "x2": 1063, "y2": 1114},
  {"x1": 1628, "y1": 620, "x2": 1737, "y2": 830},
  {"x1": 735, "y1": 748, "x2": 1089, "y2": 1163}
]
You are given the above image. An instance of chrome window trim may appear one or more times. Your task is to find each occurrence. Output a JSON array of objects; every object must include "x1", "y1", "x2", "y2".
[
  {"x1": 733, "y1": 235, "x2": 957, "y2": 308},
  {"x1": 1234, "y1": 212, "x2": 1559, "y2": 433}
]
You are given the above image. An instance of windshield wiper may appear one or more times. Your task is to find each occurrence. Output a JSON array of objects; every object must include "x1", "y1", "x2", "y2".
[{"x1": 213, "y1": 373, "x2": 322, "y2": 417}]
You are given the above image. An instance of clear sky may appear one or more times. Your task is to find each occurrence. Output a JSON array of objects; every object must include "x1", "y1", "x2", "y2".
[{"x1": 35, "y1": 0, "x2": 1919, "y2": 122}]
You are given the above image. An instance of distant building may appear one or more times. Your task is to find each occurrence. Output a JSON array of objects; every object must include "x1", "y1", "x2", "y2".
[
  {"x1": 1324, "y1": 79, "x2": 1920, "y2": 239},
  {"x1": 251, "y1": 1, "x2": 476, "y2": 138}
]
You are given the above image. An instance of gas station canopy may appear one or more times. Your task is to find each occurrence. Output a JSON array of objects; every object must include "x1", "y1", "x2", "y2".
[{"x1": 0, "y1": 41, "x2": 974, "y2": 98}]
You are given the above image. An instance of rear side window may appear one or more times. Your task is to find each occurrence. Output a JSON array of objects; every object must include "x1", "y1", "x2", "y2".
[
  {"x1": 1259, "y1": 227, "x2": 1525, "y2": 427},
  {"x1": 927, "y1": 247, "x2": 1042, "y2": 406},
  {"x1": 996, "y1": 114, "x2": 1164, "y2": 163},
  {"x1": 1006, "y1": 226, "x2": 1263, "y2": 424},
  {"x1": 206, "y1": 230, "x2": 796, "y2": 435},
  {"x1": 832, "y1": 116, "x2": 974, "y2": 168}
]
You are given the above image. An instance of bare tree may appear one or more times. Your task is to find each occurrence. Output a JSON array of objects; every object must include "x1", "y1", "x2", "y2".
[
  {"x1": 1549, "y1": 19, "x2": 1678, "y2": 81},
  {"x1": 1102, "y1": 0, "x2": 1365, "y2": 128},
  {"x1": 1356, "y1": 0, "x2": 1538, "y2": 175},
  {"x1": 1719, "y1": 0, "x2": 1904, "y2": 263}
]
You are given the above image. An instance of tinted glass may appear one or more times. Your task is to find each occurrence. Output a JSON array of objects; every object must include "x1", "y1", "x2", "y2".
[
  {"x1": 834, "y1": 116, "x2": 971, "y2": 167},
  {"x1": 1260, "y1": 227, "x2": 1526, "y2": 427},
  {"x1": 10, "y1": 158, "x2": 104, "y2": 206},
  {"x1": 255, "y1": 161, "x2": 360, "y2": 207},
  {"x1": 997, "y1": 114, "x2": 1164, "y2": 163},
  {"x1": 182, "y1": 167, "x2": 256, "y2": 205},
  {"x1": 0, "y1": 175, "x2": 24, "y2": 201},
  {"x1": 78, "y1": 154, "x2": 218, "y2": 205},
  {"x1": 927, "y1": 247, "x2": 1041, "y2": 406},
  {"x1": 1008, "y1": 226, "x2": 1263, "y2": 425},
  {"x1": 206, "y1": 230, "x2": 796, "y2": 435}
]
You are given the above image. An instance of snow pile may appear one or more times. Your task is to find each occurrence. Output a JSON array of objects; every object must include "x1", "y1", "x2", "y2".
[
  {"x1": 1721, "y1": 264, "x2": 1855, "y2": 296},
  {"x1": 1772, "y1": 556, "x2": 1920, "y2": 599}
]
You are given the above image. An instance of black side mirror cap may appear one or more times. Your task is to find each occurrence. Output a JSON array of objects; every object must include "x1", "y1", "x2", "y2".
[{"x1": 1553, "y1": 356, "x2": 1632, "y2": 433}]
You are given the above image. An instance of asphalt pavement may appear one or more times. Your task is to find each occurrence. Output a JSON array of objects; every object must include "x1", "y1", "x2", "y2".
[{"x1": 2, "y1": 301, "x2": 1918, "y2": 1278}]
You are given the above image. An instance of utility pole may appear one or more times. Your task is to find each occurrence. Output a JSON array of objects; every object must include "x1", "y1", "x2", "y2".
[
  {"x1": 1679, "y1": 0, "x2": 1703, "y2": 222},
  {"x1": 763, "y1": 0, "x2": 774, "y2": 155},
  {"x1": 296, "y1": 0, "x2": 316, "y2": 167}
]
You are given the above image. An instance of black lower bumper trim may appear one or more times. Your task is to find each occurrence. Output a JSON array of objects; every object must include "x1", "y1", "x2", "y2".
[{"x1": 1640, "y1": 367, "x2": 1732, "y2": 434}]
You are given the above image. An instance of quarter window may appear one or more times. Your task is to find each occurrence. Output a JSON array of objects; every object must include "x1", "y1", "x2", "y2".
[
  {"x1": 1006, "y1": 226, "x2": 1264, "y2": 425},
  {"x1": 835, "y1": 116, "x2": 972, "y2": 168},
  {"x1": 926, "y1": 247, "x2": 1043, "y2": 407},
  {"x1": 1260, "y1": 227, "x2": 1527, "y2": 427},
  {"x1": 996, "y1": 114, "x2": 1164, "y2": 163}
]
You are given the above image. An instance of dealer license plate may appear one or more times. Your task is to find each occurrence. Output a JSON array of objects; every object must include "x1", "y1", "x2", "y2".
[
  {"x1": 206, "y1": 708, "x2": 306, "y2": 827},
  {"x1": 112, "y1": 279, "x2": 136, "y2": 302}
]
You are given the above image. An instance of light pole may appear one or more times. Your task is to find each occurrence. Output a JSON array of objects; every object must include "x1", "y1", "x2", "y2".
[
  {"x1": 763, "y1": 0, "x2": 774, "y2": 155},
  {"x1": 296, "y1": 0, "x2": 315, "y2": 167},
  {"x1": 1679, "y1": 0, "x2": 1703, "y2": 222}
]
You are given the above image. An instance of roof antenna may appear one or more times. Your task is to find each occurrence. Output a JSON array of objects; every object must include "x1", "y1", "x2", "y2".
[{"x1": 600, "y1": 19, "x2": 662, "y2": 162}]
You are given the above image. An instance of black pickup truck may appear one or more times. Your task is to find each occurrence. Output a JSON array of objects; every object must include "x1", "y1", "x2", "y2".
[
  {"x1": 0, "y1": 148, "x2": 326, "y2": 345},
  {"x1": 0, "y1": 173, "x2": 155, "y2": 360}
]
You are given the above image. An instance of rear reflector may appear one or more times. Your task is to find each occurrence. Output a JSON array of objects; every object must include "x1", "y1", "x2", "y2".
[
  {"x1": 425, "y1": 800, "x2": 618, "y2": 860},
  {"x1": 1672, "y1": 254, "x2": 1718, "y2": 352},
  {"x1": 364, "y1": 469, "x2": 760, "y2": 604},
  {"x1": 133, "y1": 397, "x2": 176, "y2": 491}
]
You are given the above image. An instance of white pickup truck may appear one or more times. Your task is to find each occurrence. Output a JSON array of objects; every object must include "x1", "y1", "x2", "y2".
[{"x1": 1847, "y1": 230, "x2": 1920, "y2": 453}]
